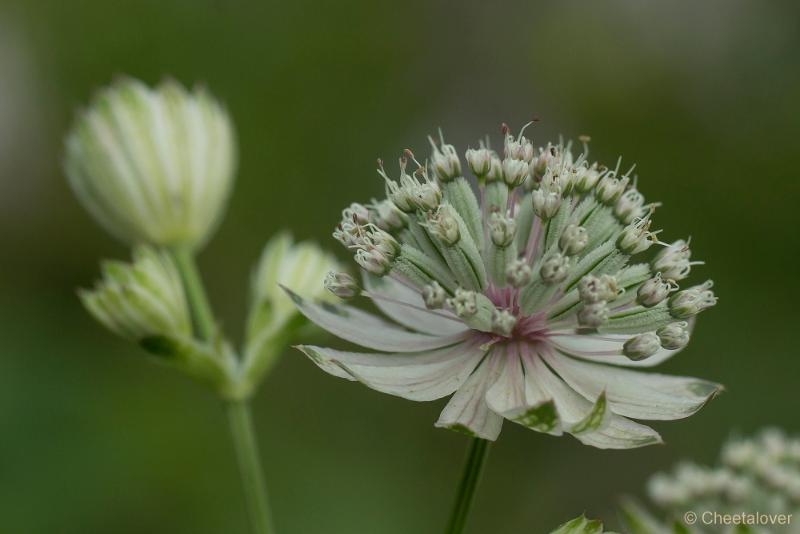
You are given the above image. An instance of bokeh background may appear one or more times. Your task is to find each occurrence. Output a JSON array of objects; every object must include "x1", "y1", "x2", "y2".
[{"x1": 1, "y1": 0, "x2": 799, "y2": 532}]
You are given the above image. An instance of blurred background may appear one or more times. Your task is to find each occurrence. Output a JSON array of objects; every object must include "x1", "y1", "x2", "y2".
[{"x1": 1, "y1": 0, "x2": 798, "y2": 532}]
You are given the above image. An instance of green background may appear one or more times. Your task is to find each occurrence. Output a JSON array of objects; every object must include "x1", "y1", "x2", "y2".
[{"x1": 1, "y1": 1, "x2": 798, "y2": 532}]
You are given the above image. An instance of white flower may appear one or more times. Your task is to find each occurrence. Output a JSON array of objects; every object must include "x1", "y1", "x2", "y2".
[
  {"x1": 79, "y1": 246, "x2": 233, "y2": 390},
  {"x1": 290, "y1": 127, "x2": 720, "y2": 448},
  {"x1": 64, "y1": 77, "x2": 236, "y2": 248}
]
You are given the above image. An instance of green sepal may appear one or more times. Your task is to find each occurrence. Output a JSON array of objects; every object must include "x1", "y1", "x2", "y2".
[
  {"x1": 549, "y1": 514, "x2": 610, "y2": 534},
  {"x1": 600, "y1": 303, "x2": 673, "y2": 335},
  {"x1": 484, "y1": 181, "x2": 508, "y2": 214},
  {"x1": 442, "y1": 178, "x2": 483, "y2": 249},
  {"x1": 570, "y1": 392, "x2": 607, "y2": 434}
]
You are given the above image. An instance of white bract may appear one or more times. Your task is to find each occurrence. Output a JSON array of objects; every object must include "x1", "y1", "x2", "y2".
[
  {"x1": 64, "y1": 77, "x2": 236, "y2": 249},
  {"x1": 292, "y1": 127, "x2": 720, "y2": 449}
]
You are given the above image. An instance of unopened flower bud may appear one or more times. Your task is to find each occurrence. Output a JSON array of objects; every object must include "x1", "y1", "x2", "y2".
[
  {"x1": 637, "y1": 273, "x2": 675, "y2": 307},
  {"x1": 412, "y1": 182, "x2": 442, "y2": 211},
  {"x1": 422, "y1": 281, "x2": 446, "y2": 309},
  {"x1": 489, "y1": 212, "x2": 516, "y2": 247},
  {"x1": 465, "y1": 147, "x2": 493, "y2": 177},
  {"x1": 652, "y1": 239, "x2": 695, "y2": 281},
  {"x1": 502, "y1": 158, "x2": 529, "y2": 187},
  {"x1": 578, "y1": 301, "x2": 610, "y2": 328},
  {"x1": 574, "y1": 164, "x2": 601, "y2": 193},
  {"x1": 491, "y1": 308, "x2": 517, "y2": 337},
  {"x1": 370, "y1": 199, "x2": 406, "y2": 232},
  {"x1": 426, "y1": 205, "x2": 460, "y2": 246},
  {"x1": 559, "y1": 224, "x2": 588, "y2": 255},
  {"x1": 447, "y1": 288, "x2": 478, "y2": 317},
  {"x1": 506, "y1": 259, "x2": 532, "y2": 288},
  {"x1": 614, "y1": 189, "x2": 646, "y2": 224},
  {"x1": 65, "y1": 78, "x2": 236, "y2": 248},
  {"x1": 669, "y1": 281, "x2": 716, "y2": 319},
  {"x1": 617, "y1": 219, "x2": 658, "y2": 255},
  {"x1": 486, "y1": 156, "x2": 504, "y2": 183},
  {"x1": 430, "y1": 139, "x2": 462, "y2": 182},
  {"x1": 342, "y1": 203, "x2": 370, "y2": 225},
  {"x1": 324, "y1": 271, "x2": 359, "y2": 299},
  {"x1": 595, "y1": 174, "x2": 629, "y2": 204},
  {"x1": 623, "y1": 332, "x2": 661, "y2": 360},
  {"x1": 504, "y1": 135, "x2": 534, "y2": 163},
  {"x1": 354, "y1": 247, "x2": 393, "y2": 276},
  {"x1": 578, "y1": 274, "x2": 619, "y2": 304},
  {"x1": 540, "y1": 253, "x2": 570, "y2": 284},
  {"x1": 657, "y1": 322, "x2": 691, "y2": 350},
  {"x1": 532, "y1": 187, "x2": 562, "y2": 219}
]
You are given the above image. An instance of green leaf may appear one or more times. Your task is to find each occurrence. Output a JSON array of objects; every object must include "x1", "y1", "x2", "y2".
[{"x1": 549, "y1": 514, "x2": 609, "y2": 534}]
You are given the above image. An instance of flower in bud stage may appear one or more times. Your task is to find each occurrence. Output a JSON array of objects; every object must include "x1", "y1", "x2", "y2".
[
  {"x1": 465, "y1": 147, "x2": 493, "y2": 178},
  {"x1": 614, "y1": 188, "x2": 647, "y2": 224},
  {"x1": 64, "y1": 77, "x2": 236, "y2": 249},
  {"x1": 532, "y1": 183, "x2": 562, "y2": 219},
  {"x1": 293, "y1": 125, "x2": 719, "y2": 447},
  {"x1": 502, "y1": 158, "x2": 529, "y2": 187},
  {"x1": 429, "y1": 137, "x2": 462, "y2": 182},
  {"x1": 578, "y1": 301, "x2": 610, "y2": 328},
  {"x1": 652, "y1": 239, "x2": 697, "y2": 281},
  {"x1": 426, "y1": 205, "x2": 460, "y2": 246},
  {"x1": 422, "y1": 281, "x2": 446, "y2": 309},
  {"x1": 657, "y1": 322, "x2": 690, "y2": 350},
  {"x1": 578, "y1": 274, "x2": 619, "y2": 304},
  {"x1": 324, "y1": 271, "x2": 359, "y2": 299},
  {"x1": 370, "y1": 199, "x2": 406, "y2": 232},
  {"x1": 559, "y1": 224, "x2": 588, "y2": 256},
  {"x1": 343, "y1": 203, "x2": 370, "y2": 225},
  {"x1": 506, "y1": 259, "x2": 532, "y2": 288},
  {"x1": 669, "y1": 281, "x2": 717, "y2": 319},
  {"x1": 540, "y1": 253, "x2": 570, "y2": 284},
  {"x1": 489, "y1": 212, "x2": 516, "y2": 247},
  {"x1": 623, "y1": 333, "x2": 661, "y2": 361},
  {"x1": 637, "y1": 273, "x2": 676, "y2": 307}
]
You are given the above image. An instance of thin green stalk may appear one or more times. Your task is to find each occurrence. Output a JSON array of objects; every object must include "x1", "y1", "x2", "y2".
[
  {"x1": 444, "y1": 438, "x2": 491, "y2": 534},
  {"x1": 169, "y1": 246, "x2": 274, "y2": 534},
  {"x1": 226, "y1": 399, "x2": 275, "y2": 534}
]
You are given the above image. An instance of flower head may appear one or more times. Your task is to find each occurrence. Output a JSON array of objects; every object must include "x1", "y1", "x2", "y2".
[
  {"x1": 64, "y1": 77, "x2": 236, "y2": 248},
  {"x1": 291, "y1": 127, "x2": 720, "y2": 448}
]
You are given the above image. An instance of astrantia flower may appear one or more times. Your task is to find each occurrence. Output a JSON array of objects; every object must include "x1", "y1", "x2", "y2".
[
  {"x1": 64, "y1": 77, "x2": 236, "y2": 249},
  {"x1": 291, "y1": 126, "x2": 720, "y2": 448},
  {"x1": 622, "y1": 429, "x2": 800, "y2": 533}
]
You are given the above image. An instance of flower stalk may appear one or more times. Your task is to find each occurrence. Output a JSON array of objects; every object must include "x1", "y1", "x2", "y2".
[{"x1": 445, "y1": 438, "x2": 491, "y2": 534}]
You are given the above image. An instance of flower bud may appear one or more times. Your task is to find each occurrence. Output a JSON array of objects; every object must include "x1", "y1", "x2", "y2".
[
  {"x1": 614, "y1": 188, "x2": 646, "y2": 224},
  {"x1": 669, "y1": 281, "x2": 717, "y2": 319},
  {"x1": 422, "y1": 281, "x2": 446, "y2": 309},
  {"x1": 504, "y1": 134, "x2": 534, "y2": 163},
  {"x1": 465, "y1": 147, "x2": 493, "y2": 178},
  {"x1": 426, "y1": 205, "x2": 460, "y2": 246},
  {"x1": 637, "y1": 273, "x2": 675, "y2": 307},
  {"x1": 79, "y1": 246, "x2": 191, "y2": 341},
  {"x1": 491, "y1": 308, "x2": 517, "y2": 337},
  {"x1": 489, "y1": 212, "x2": 516, "y2": 247},
  {"x1": 324, "y1": 271, "x2": 359, "y2": 299},
  {"x1": 370, "y1": 199, "x2": 406, "y2": 232},
  {"x1": 540, "y1": 253, "x2": 570, "y2": 284},
  {"x1": 573, "y1": 164, "x2": 601, "y2": 193},
  {"x1": 342, "y1": 203, "x2": 370, "y2": 225},
  {"x1": 486, "y1": 155, "x2": 504, "y2": 183},
  {"x1": 652, "y1": 239, "x2": 695, "y2": 281},
  {"x1": 578, "y1": 274, "x2": 619, "y2": 304},
  {"x1": 595, "y1": 174, "x2": 629, "y2": 204},
  {"x1": 430, "y1": 140, "x2": 462, "y2": 182},
  {"x1": 502, "y1": 158, "x2": 529, "y2": 187},
  {"x1": 657, "y1": 322, "x2": 691, "y2": 350},
  {"x1": 623, "y1": 332, "x2": 661, "y2": 360},
  {"x1": 354, "y1": 247, "x2": 393, "y2": 276},
  {"x1": 559, "y1": 224, "x2": 588, "y2": 256},
  {"x1": 447, "y1": 288, "x2": 478, "y2": 317},
  {"x1": 64, "y1": 78, "x2": 236, "y2": 248},
  {"x1": 506, "y1": 259, "x2": 532, "y2": 288},
  {"x1": 532, "y1": 186, "x2": 562, "y2": 219},
  {"x1": 578, "y1": 301, "x2": 610, "y2": 327}
]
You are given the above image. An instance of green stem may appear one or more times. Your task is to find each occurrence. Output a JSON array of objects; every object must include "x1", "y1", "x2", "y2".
[
  {"x1": 168, "y1": 246, "x2": 274, "y2": 534},
  {"x1": 226, "y1": 400, "x2": 275, "y2": 534},
  {"x1": 444, "y1": 438, "x2": 491, "y2": 534}
]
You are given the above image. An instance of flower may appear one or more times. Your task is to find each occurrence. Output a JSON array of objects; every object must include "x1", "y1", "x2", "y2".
[
  {"x1": 64, "y1": 77, "x2": 236, "y2": 248},
  {"x1": 239, "y1": 232, "x2": 340, "y2": 394},
  {"x1": 622, "y1": 429, "x2": 800, "y2": 533},
  {"x1": 291, "y1": 126, "x2": 720, "y2": 448},
  {"x1": 79, "y1": 246, "x2": 234, "y2": 391}
]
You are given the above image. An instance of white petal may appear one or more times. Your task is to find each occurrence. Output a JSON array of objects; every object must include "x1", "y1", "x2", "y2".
[
  {"x1": 435, "y1": 354, "x2": 504, "y2": 440},
  {"x1": 549, "y1": 318, "x2": 696, "y2": 368},
  {"x1": 486, "y1": 343, "x2": 560, "y2": 434},
  {"x1": 363, "y1": 274, "x2": 467, "y2": 336},
  {"x1": 285, "y1": 287, "x2": 468, "y2": 352},
  {"x1": 542, "y1": 351, "x2": 721, "y2": 421},
  {"x1": 296, "y1": 341, "x2": 486, "y2": 401},
  {"x1": 526, "y1": 352, "x2": 662, "y2": 449}
]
